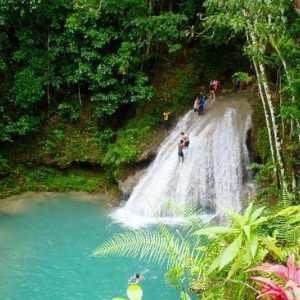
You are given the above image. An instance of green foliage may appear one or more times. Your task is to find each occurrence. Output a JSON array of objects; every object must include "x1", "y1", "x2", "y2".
[
  {"x1": 1, "y1": 116, "x2": 41, "y2": 142},
  {"x1": 93, "y1": 225, "x2": 198, "y2": 269},
  {"x1": 95, "y1": 203, "x2": 300, "y2": 299},
  {"x1": 58, "y1": 103, "x2": 80, "y2": 122},
  {"x1": 251, "y1": 161, "x2": 275, "y2": 186},
  {"x1": 180, "y1": 291, "x2": 191, "y2": 300},
  {"x1": 103, "y1": 127, "x2": 150, "y2": 170},
  {"x1": 0, "y1": 152, "x2": 9, "y2": 176},
  {"x1": 203, "y1": 0, "x2": 300, "y2": 193},
  {"x1": 165, "y1": 266, "x2": 185, "y2": 289},
  {"x1": 0, "y1": 0, "x2": 189, "y2": 144},
  {"x1": 94, "y1": 129, "x2": 114, "y2": 150},
  {"x1": 195, "y1": 203, "x2": 270, "y2": 277},
  {"x1": 256, "y1": 127, "x2": 271, "y2": 162},
  {"x1": 232, "y1": 72, "x2": 252, "y2": 84},
  {"x1": 0, "y1": 165, "x2": 114, "y2": 199},
  {"x1": 14, "y1": 68, "x2": 45, "y2": 109},
  {"x1": 270, "y1": 206, "x2": 300, "y2": 247}
]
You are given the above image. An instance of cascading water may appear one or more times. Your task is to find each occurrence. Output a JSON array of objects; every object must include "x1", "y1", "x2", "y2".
[{"x1": 112, "y1": 98, "x2": 255, "y2": 228}]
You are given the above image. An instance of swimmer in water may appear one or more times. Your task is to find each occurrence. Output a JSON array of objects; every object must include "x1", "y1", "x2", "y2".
[{"x1": 128, "y1": 273, "x2": 145, "y2": 284}]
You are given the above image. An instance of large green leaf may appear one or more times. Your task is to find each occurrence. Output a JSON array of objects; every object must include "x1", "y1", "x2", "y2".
[
  {"x1": 243, "y1": 203, "x2": 254, "y2": 221},
  {"x1": 194, "y1": 226, "x2": 235, "y2": 237},
  {"x1": 250, "y1": 207, "x2": 265, "y2": 222},
  {"x1": 208, "y1": 256, "x2": 221, "y2": 274},
  {"x1": 251, "y1": 216, "x2": 268, "y2": 227},
  {"x1": 248, "y1": 234, "x2": 258, "y2": 258},
  {"x1": 227, "y1": 254, "x2": 242, "y2": 279},
  {"x1": 243, "y1": 225, "x2": 251, "y2": 240},
  {"x1": 217, "y1": 234, "x2": 243, "y2": 270},
  {"x1": 225, "y1": 209, "x2": 243, "y2": 227}
]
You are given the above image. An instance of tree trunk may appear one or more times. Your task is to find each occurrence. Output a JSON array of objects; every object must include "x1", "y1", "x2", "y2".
[
  {"x1": 270, "y1": 38, "x2": 298, "y2": 191},
  {"x1": 246, "y1": 31, "x2": 278, "y2": 182},
  {"x1": 258, "y1": 61, "x2": 287, "y2": 190},
  {"x1": 247, "y1": 23, "x2": 286, "y2": 190},
  {"x1": 279, "y1": 72, "x2": 285, "y2": 139},
  {"x1": 253, "y1": 59, "x2": 278, "y2": 180},
  {"x1": 270, "y1": 37, "x2": 300, "y2": 145}
]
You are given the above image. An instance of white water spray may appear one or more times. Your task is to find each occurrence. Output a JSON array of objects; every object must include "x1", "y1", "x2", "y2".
[{"x1": 112, "y1": 98, "x2": 254, "y2": 228}]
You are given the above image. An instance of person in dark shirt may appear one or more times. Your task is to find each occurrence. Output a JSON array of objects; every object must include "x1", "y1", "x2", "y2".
[{"x1": 128, "y1": 273, "x2": 144, "y2": 284}]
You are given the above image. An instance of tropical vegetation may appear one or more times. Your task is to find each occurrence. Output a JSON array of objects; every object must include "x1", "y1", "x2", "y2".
[
  {"x1": 0, "y1": 0, "x2": 300, "y2": 299},
  {"x1": 250, "y1": 254, "x2": 300, "y2": 300},
  {"x1": 94, "y1": 1, "x2": 300, "y2": 298},
  {"x1": 95, "y1": 204, "x2": 300, "y2": 299}
]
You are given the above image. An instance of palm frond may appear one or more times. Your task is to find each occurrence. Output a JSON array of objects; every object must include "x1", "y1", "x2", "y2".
[{"x1": 93, "y1": 227, "x2": 196, "y2": 268}]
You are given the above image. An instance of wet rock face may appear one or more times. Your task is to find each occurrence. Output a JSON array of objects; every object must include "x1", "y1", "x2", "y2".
[
  {"x1": 136, "y1": 126, "x2": 171, "y2": 164},
  {"x1": 118, "y1": 168, "x2": 146, "y2": 200},
  {"x1": 137, "y1": 148, "x2": 157, "y2": 164},
  {"x1": 118, "y1": 126, "x2": 171, "y2": 199}
]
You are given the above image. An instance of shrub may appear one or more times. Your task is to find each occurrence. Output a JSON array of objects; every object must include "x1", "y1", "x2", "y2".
[
  {"x1": 58, "y1": 103, "x2": 80, "y2": 122},
  {"x1": 0, "y1": 153, "x2": 9, "y2": 176}
]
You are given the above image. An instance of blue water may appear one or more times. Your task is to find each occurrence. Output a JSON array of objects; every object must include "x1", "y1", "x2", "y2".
[{"x1": 0, "y1": 194, "x2": 178, "y2": 300}]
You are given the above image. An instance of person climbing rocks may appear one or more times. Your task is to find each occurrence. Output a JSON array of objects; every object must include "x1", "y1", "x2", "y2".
[
  {"x1": 128, "y1": 273, "x2": 144, "y2": 284},
  {"x1": 198, "y1": 92, "x2": 207, "y2": 115},
  {"x1": 233, "y1": 78, "x2": 241, "y2": 92},
  {"x1": 181, "y1": 132, "x2": 190, "y2": 150},
  {"x1": 210, "y1": 79, "x2": 221, "y2": 94},
  {"x1": 178, "y1": 140, "x2": 185, "y2": 163}
]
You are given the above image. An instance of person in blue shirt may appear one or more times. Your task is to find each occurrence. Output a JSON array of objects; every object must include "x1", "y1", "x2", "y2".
[{"x1": 198, "y1": 92, "x2": 207, "y2": 115}]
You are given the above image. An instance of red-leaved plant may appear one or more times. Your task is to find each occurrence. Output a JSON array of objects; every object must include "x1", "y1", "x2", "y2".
[{"x1": 249, "y1": 255, "x2": 300, "y2": 300}]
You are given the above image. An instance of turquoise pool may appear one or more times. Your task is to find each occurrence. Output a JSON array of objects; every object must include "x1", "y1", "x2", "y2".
[{"x1": 0, "y1": 194, "x2": 178, "y2": 300}]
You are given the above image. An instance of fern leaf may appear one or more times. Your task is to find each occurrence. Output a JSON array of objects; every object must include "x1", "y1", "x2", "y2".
[{"x1": 93, "y1": 229, "x2": 194, "y2": 268}]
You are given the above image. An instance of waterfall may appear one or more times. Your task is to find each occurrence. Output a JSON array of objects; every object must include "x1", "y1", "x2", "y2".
[{"x1": 112, "y1": 98, "x2": 255, "y2": 228}]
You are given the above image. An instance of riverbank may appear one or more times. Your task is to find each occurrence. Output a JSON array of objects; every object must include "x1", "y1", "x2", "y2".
[
  {"x1": 0, "y1": 167, "x2": 120, "y2": 203},
  {"x1": 0, "y1": 190, "x2": 118, "y2": 215}
]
